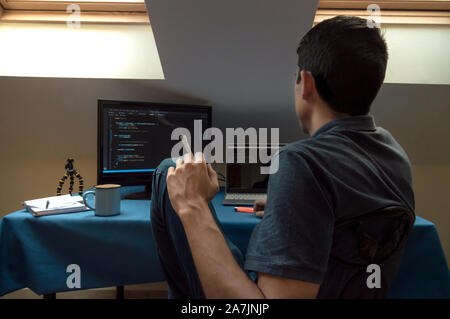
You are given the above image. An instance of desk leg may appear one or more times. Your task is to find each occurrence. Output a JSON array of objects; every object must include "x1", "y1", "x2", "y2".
[
  {"x1": 43, "y1": 293, "x2": 56, "y2": 299},
  {"x1": 116, "y1": 286, "x2": 124, "y2": 299}
]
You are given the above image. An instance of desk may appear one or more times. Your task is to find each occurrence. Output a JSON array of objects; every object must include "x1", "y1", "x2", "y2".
[{"x1": 1, "y1": 188, "x2": 449, "y2": 298}]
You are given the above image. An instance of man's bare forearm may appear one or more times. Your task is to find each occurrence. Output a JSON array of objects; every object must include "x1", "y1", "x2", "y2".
[{"x1": 179, "y1": 200, "x2": 265, "y2": 299}]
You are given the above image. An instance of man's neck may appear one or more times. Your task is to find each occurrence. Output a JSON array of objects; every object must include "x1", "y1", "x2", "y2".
[{"x1": 308, "y1": 109, "x2": 350, "y2": 136}]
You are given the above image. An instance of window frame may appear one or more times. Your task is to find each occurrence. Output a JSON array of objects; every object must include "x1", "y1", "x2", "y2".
[
  {"x1": 0, "y1": 0, "x2": 149, "y2": 23},
  {"x1": 316, "y1": 0, "x2": 450, "y2": 25},
  {"x1": 319, "y1": 0, "x2": 450, "y2": 11},
  {"x1": 0, "y1": 0, "x2": 147, "y2": 12}
]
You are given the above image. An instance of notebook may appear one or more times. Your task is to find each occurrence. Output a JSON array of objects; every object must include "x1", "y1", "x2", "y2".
[{"x1": 23, "y1": 194, "x2": 89, "y2": 217}]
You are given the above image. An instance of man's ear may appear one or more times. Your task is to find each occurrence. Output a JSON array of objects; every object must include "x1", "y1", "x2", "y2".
[{"x1": 300, "y1": 70, "x2": 315, "y2": 101}]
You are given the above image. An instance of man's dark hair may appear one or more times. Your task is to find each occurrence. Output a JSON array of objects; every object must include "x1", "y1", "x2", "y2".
[{"x1": 296, "y1": 15, "x2": 388, "y2": 116}]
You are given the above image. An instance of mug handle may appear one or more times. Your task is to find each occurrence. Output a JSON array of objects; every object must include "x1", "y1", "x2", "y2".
[{"x1": 82, "y1": 190, "x2": 96, "y2": 210}]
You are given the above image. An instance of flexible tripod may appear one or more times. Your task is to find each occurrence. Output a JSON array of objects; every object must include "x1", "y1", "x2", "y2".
[{"x1": 56, "y1": 158, "x2": 84, "y2": 196}]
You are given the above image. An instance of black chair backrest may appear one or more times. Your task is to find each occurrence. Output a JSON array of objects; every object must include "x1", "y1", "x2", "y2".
[{"x1": 318, "y1": 205, "x2": 415, "y2": 299}]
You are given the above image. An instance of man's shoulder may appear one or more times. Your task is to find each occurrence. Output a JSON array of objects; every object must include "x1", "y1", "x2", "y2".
[
  {"x1": 282, "y1": 125, "x2": 409, "y2": 160},
  {"x1": 278, "y1": 127, "x2": 412, "y2": 184},
  {"x1": 279, "y1": 137, "x2": 332, "y2": 159}
]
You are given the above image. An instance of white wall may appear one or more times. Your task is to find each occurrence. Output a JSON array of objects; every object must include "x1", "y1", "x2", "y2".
[
  {"x1": 383, "y1": 25, "x2": 450, "y2": 85},
  {"x1": 0, "y1": 22, "x2": 164, "y2": 79}
]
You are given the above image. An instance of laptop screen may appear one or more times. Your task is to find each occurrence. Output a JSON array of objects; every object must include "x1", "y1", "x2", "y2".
[
  {"x1": 227, "y1": 163, "x2": 269, "y2": 193},
  {"x1": 225, "y1": 144, "x2": 280, "y2": 194}
]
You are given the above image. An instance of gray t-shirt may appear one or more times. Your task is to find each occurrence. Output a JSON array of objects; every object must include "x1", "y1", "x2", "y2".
[{"x1": 244, "y1": 115, "x2": 414, "y2": 297}]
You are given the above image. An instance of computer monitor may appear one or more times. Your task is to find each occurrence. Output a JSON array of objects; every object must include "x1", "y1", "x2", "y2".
[{"x1": 97, "y1": 99, "x2": 212, "y2": 199}]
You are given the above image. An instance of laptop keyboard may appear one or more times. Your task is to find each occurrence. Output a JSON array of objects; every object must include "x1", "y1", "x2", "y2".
[{"x1": 225, "y1": 193, "x2": 267, "y2": 201}]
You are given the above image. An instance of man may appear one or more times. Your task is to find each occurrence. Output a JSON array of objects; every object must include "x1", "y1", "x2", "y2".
[{"x1": 150, "y1": 15, "x2": 415, "y2": 299}]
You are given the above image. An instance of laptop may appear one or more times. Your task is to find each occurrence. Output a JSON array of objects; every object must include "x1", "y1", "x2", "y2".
[{"x1": 222, "y1": 143, "x2": 282, "y2": 206}]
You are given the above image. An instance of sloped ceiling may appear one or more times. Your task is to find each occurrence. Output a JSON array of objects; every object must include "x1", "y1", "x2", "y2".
[{"x1": 145, "y1": 0, "x2": 319, "y2": 141}]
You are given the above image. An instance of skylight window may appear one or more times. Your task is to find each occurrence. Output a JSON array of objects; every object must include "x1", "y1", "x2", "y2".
[{"x1": 0, "y1": 0, "x2": 146, "y2": 12}]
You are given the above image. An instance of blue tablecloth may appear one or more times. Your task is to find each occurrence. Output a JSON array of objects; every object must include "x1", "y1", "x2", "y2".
[{"x1": 1, "y1": 188, "x2": 449, "y2": 298}]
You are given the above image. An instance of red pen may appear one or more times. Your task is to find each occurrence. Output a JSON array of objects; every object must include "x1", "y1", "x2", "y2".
[{"x1": 234, "y1": 207, "x2": 254, "y2": 213}]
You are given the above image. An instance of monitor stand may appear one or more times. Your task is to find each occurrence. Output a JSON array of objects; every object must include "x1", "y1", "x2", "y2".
[{"x1": 124, "y1": 184, "x2": 152, "y2": 200}]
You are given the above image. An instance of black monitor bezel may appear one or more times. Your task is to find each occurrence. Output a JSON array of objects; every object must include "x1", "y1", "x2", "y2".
[{"x1": 97, "y1": 99, "x2": 212, "y2": 187}]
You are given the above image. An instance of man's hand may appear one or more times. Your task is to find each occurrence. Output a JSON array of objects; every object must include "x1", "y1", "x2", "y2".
[
  {"x1": 253, "y1": 199, "x2": 266, "y2": 218},
  {"x1": 166, "y1": 152, "x2": 219, "y2": 216}
]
